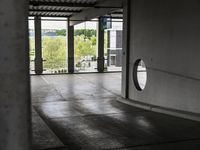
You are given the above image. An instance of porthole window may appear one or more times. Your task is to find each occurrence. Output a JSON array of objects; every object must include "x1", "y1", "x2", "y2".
[{"x1": 133, "y1": 59, "x2": 147, "y2": 91}]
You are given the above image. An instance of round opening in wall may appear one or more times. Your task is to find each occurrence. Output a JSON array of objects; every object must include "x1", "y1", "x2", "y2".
[{"x1": 133, "y1": 59, "x2": 147, "y2": 91}]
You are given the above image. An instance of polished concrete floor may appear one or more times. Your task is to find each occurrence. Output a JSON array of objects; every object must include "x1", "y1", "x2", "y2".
[{"x1": 31, "y1": 73, "x2": 200, "y2": 150}]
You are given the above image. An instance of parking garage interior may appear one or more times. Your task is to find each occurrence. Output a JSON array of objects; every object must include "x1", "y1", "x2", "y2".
[{"x1": 1, "y1": 0, "x2": 200, "y2": 150}]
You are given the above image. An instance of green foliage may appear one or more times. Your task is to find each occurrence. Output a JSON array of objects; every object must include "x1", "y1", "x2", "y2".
[
  {"x1": 74, "y1": 35, "x2": 96, "y2": 62},
  {"x1": 90, "y1": 36, "x2": 96, "y2": 46},
  {"x1": 42, "y1": 37, "x2": 67, "y2": 69},
  {"x1": 104, "y1": 32, "x2": 108, "y2": 55},
  {"x1": 56, "y1": 29, "x2": 66, "y2": 36},
  {"x1": 74, "y1": 29, "x2": 96, "y2": 39},
  {"x1": 29, "y1": 29, "x2": 100, "y2": 71},
  {"x1": 55, "y1": 29, "x2": 96, "y2": 39}
]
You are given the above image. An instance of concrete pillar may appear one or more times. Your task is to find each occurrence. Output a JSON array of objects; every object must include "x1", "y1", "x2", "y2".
[
  {"x1": 107, "y1": 31, "x2": 111, "y2": 66},
  {"x1": 34, "y1": 16, "x2": 43, "y2": 74},
  {"x1": 0, "y1": 0, "x2": 31, "y2": 150},
  {"x1": 67, "y1": 20, "x2": 74, "y2": 73},
  {"x1": 121, "y1": 0, "x2": 130, "y2": 98},
  {"x1": 97, "y1": 17, "x2": 105, "y2": 73}
]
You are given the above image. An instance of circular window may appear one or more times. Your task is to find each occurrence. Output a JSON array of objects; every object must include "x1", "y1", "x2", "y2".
[{"x1": 133, "y1": 59, "x2": 147, "y2": 91}]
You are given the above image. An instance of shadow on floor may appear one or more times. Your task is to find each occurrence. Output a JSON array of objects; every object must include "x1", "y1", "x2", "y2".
[{"x1": 31, "y1": 73, "x2": 200, "y2": 150}]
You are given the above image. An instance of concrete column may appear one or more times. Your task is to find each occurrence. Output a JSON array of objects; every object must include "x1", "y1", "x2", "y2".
[
  {"x1": 67, "y1": 20, "x2": 74, "y2": 73},
  {"x1": 97, "y1": 17, "x2": 105, "y2": 73},
  {"x1": 34, "y1": 16, "x2": 43, "y2": 75},
  {"x1": 121, "y1": 0, "x2": 130, "y2": 98},
  {"x1": 0, "y1": 0, "x2": 31, "y2": 150},
  {"x1": 107, "y1": 31, "x2": 110, "y2": 66}
]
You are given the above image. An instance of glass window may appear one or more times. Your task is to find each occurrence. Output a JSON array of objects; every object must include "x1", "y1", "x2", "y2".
[
  {"x1": 104, "y1": 19, "x2": 123, "y2": 72},
  {"x1": 74, "y1": 21, "x2": 97, "y2": 73},
  {"x1": 29, "y1": 20, "x2": 35, "y2": 74},
  {"x1": 41, "y1": 18, "x2": 68, "y2": 74}
]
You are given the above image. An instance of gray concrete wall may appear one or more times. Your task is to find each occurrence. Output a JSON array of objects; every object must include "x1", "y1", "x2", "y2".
[
  {"x1": 128, "y1": 0, "x2": 200, "y2": 115},
  {"x1": 0, "y1": 0, "x2": 31, "y2": 149}
]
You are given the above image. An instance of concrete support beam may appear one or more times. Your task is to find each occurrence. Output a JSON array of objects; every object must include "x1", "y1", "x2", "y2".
[
  {"x1": 97, "y1": 18, "x2": 105, "y2": 73},
  {"x1": 70, "y1": 0, "x2": 123, "y2": 26},
  {"x1": 0, "y1": 0, "x2": 31, "y2": 149},
  {"x1": 67, "y1": 21, "x2": 74, "y2": 73},
  {"x1": 34, "y1": 16, "x2": 43, "y2": 74},
  {"x1": 121, "y1": 0, "x2": 130, "y2": 98}
]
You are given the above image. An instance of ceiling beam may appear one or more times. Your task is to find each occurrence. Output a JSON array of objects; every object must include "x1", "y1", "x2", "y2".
[
  {"x1": 29, "y1": 9, "x2": 81, "y2": 13},
  {"x1": 29, "y1": 14, "x2": 70, "y2": 18},
  {"x1": 29, "y1": 1, "x2": 96, "y2": 8},
  {"x1": 70, "y1": 0, "x2": 123, "y2": 26},
  {"x1": 111, "y1": 12, "x2": 123, "y2": 15}
]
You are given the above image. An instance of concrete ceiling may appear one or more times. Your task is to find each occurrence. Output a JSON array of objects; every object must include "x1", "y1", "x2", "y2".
[{"x1": 29, "y1": 0, "x2": 123, "y2": 25}]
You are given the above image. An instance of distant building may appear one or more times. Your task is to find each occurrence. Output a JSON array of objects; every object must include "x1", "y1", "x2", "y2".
[
  {"x1": 42, "y1": 29, "x2": 57, "y2": 36},
  {"x1": 29, "y1": 29, "x2": 57, "y2": 37},
  {"x1": 107, "y1": 30, "x2": 123, "y2": 67}
]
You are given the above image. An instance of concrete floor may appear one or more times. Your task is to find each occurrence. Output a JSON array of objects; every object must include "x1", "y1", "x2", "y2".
[{"x1": 31, "y1": 73, "x2": 200, "y2": 150}]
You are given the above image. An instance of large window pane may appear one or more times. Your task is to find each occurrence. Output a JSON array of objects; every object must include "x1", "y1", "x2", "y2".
[
  {"x1": 41, "y1": 18, "x2": 68, "y2": 74},
  {"x1": 104, "y1": 19, "x2": 123, "y2": 72},
  {"x1": 74, "y1": 21, "x2": 97, "y2": 73},
  {"x1": 29, "y1": 19, "x2": 35, "y2": 74}
]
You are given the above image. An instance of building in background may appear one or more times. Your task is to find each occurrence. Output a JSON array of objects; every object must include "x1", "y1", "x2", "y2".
[{"x1": 107, "y1": 30, "x2": 122, "y2": 67}]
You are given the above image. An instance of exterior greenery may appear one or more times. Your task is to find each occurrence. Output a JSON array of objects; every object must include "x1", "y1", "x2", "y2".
[
  {"x1": 30, "y1": 29, "x2": 108, "y2": 73},
  {"x1": 42, "y1": 37, "x2": 67, "y2": 71},
  {"x1": 56, "y1": 29, "x2": 96, "y2": 39}
]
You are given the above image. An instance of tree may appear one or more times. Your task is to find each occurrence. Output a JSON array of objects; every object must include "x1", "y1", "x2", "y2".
[
  {"x1": 42, "y1": 37, "x2": 67, "y2": 70},
  {"x1": 56, "y1": 29, "x2": 66, "y2": 36},
  {"x1": 74, "y1": 29, "x2": 96, "y2": 39},
  {"x1": 74, "y1": 35, "x2": 96, "y2": 62},
  {"x1": 29, "y1": 30, "x2": 100, "y2": 72},
  {"x1": 55, "y1": 29, "x2": 97, "y2": 38}
]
